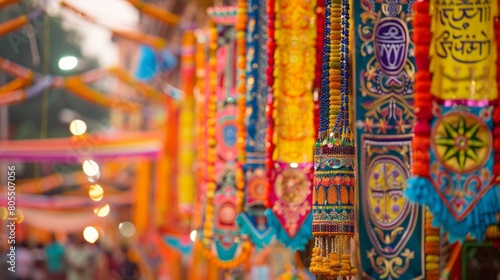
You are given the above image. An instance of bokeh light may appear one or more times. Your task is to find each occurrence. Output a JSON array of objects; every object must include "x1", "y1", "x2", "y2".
[
  {"x1": 58, "y1": 56, "x2": 78, "y2": 70},
  {"x1": 94, "y1": 204, "x2": 110, "y2": 217},
  {"x1": 82, "y1": 160, "x2": 100, "y2": 177},
  {"x1": 69, "y1": 119, "x2": 87, "y2": 136},
  {"x1": 190, "y1": 230, "x2": 197, "y2": 242},
  {"x1": 83, "y1": 226, "x2": 99, "y2": 243},
  {"x1": 119, "y1": 221, "x2": 136, "y2": 238},
  {"x1": 89, "y1": 184, "x2": 104, "y2": 201}
]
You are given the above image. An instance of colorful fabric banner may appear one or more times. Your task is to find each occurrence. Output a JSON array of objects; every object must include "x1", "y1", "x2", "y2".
[
  {"x1": 236, "y1": 0, "x2": 274, "y2": 251},
  {"x1": 265, "y1": 0, "x2": 317, "y2": 252},
  {"x1": 406, "y1": 0, "x2": 500, "y2": 242},
  {"x1": 354, "y1": 0, "x2": 427, "y2": 278}
]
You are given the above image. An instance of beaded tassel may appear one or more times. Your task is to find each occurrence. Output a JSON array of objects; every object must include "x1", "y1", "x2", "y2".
[{"x1": 311, "y1": 0, "x2": 357, "y2": 277}]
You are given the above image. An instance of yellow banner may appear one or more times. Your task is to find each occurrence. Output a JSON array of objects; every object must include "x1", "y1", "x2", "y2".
[{"x1": 430, "y1": 0, "x2": 498, "y2": 100}]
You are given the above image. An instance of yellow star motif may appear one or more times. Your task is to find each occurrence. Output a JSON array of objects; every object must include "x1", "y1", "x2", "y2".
[{"x1": 434, "y1": 115, "x2": 489, "y2": 172}]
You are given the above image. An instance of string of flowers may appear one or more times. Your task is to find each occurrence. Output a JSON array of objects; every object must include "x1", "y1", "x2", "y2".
[
  {"x1": 264, "y1": 0, "x2": 276, "y2": 208},
  {"x1": 235, "y1": 0, "x2": 248, "y2": 213},
  {"x1": 493, "y1": 0, "x2": 500, "y2": 177},
  {"x1": 412, "y1": 0, "x2": 432, "y2": 178},
  {"x1": 202, "y1": 20, "x2": 218, "y2": 247},
  {"x1": 412, "y1": 1, "x2": 440, "y2": 279},
  {"x1": 192, "y1": 32, "x2": 207, "y2": 230}
]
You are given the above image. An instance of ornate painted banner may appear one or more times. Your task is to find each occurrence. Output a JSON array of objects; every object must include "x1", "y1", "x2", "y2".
[
  {"x1": 406, "y1": 0, "x2": 500, "y2": 243},
  {"x1": 353, "y1": 0, "x2": 427, "y2": 278}
]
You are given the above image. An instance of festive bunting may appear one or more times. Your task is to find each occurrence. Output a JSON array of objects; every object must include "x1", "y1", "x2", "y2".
[
  {"x1": 0, "y1": 131, "x2": 162, "y2": 161},
  {"x1": 0, "y1": 57, "x2": 168, "y2": 108},
  {"x1": 406, "y1": 0, "x2": 500, "y2": 242},
  {"x1": 265, "y1": 0, "x2": 316, "y2": 252},
  {"x1": 354, "y1": 0, "x2": 429, "y2": 278},
  {"x1": 0, "y1": 192, "x2": 132, "y2": 209}
]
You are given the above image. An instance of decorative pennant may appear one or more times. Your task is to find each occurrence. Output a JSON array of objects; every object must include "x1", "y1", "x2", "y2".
[
  {"x1": 353, "y1": 0, "x2": 432, "y2": 278},
  {"x1": 264, "y1": 0, "x2": 317, "y2": 252},
  {"x1": 407, "y1": 0, "x2": 500, "y2": 242},
  {"x1": 236, "y1": 0, "x2": 275, "y2": 250}
]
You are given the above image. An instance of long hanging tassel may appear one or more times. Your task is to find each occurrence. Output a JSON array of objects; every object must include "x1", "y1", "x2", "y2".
[{"x1": 311, "y1": 0, "x2": 357, "y2": 276}]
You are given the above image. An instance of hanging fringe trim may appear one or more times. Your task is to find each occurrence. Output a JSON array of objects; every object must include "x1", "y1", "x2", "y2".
[
  {"x1": 407, "y1": 177, "x2": 500, "y2": 242},
  {"x1": 265, "y1": 209, "x2": 312, "y2": 252}
]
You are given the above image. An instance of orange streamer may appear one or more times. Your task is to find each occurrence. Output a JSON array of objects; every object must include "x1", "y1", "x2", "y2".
[
  {"x1": 125, "y1": 0, "x2": 179, "y2": 25},
  {"x1": 0, "y1": 15, "x2": 27, "y2": 37},
  {"x1": 60, "y1": 0, "x2": 166, "y2": 50},
  {"x1": 0, "y1": 77, "x2": 32, "y2": 94},
  {"x1": 64, "y1": 76, "x2": 140, "y2": 112},
  {"x1": 107, "y1": 67, "x2": 165, "y2": 101},
  {"x1": 0, "y1": 0, "x2": 19, "y2": 9},
  {"x1": 111, "y1": 29, "x2": 166, "y2": 51}
]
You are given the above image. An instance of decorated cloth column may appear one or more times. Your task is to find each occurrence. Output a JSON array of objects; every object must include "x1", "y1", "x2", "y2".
[
  {"x1": 264, "y1": 0, "x2": 317, "y2": 252},
  {"x1": 353, "y1": 0, "x2": 431, "y2": 278},
  {"x1": 406, "y1": 0, "x2": 500, "y2": 242},
  {"x1": 236, "y1": 0, "x2": 276, "y2": 250},
  {"x1": 201, "y1": 6, "x2": 251, "y2": 270}
]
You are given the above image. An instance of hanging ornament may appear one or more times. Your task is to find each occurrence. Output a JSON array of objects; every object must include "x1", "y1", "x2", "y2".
[
  {"x1": 310, "y1": 0, "x2": 357, "y2": 278},
  {"x1": 407, "y1": 0, "x2": 500, "y2": 242}
]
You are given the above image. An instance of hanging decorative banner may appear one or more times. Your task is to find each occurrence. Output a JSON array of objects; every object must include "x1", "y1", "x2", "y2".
[
  {"x1": 202, "y1": 8, "x2": 251, "y2": 269},
  {"x1": 265, "y1": 0, "x2": 317, "y2": 252},
  {"x1": 236, "y1": 0, "x2": 275, "y2": 251},
  {"x1": 354, "y1": 0, "x2": 429, "y2": 278},
  {"x1": 406, "y1": 0, "x2": 500, "y2": 242}
]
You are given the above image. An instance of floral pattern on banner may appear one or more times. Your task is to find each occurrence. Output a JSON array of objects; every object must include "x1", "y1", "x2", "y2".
[{"x1": 354, "y1": 0, "x2": 427, "y2": 278}]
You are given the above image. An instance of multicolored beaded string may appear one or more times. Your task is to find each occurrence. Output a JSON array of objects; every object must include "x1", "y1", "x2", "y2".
[
  {"x1": 314, "y1": 0, "x2": 325, "y2": 139},
  {"x1": 319, "y1": 0, "x2": 332, "y2": 140},
  {"x1": 329, "y1": 0, "x2": 342, "y2": 134}
]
